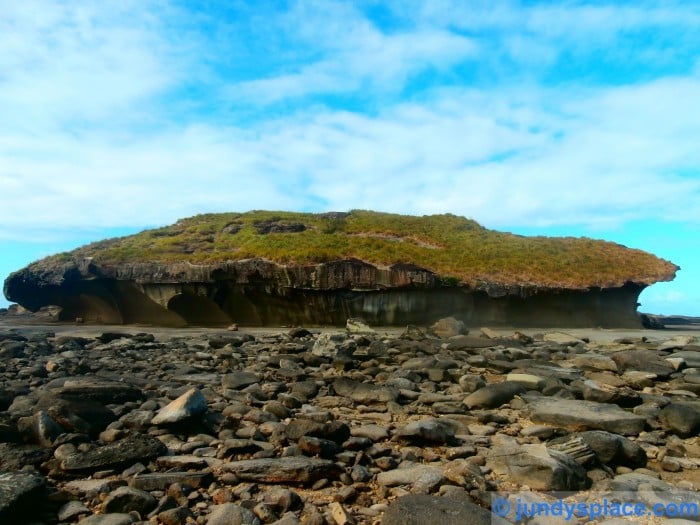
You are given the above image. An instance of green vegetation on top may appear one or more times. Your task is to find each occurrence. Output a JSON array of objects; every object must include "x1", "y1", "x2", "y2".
[{"x1": 41, "y1": 210, "x2": 677, "y2": 289}]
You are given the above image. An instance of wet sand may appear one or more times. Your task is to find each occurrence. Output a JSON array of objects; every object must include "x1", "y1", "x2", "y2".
[{"x1": 2, "y1": 317, "x2": 699, "y2": 343}]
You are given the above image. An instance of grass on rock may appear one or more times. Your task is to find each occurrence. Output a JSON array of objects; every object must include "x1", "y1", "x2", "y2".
[{"x1": 38, "y1": 210, "x2": 677, "y2": 290}]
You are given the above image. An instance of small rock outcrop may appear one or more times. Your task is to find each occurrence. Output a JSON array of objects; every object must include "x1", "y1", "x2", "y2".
[{"x1": 3, "y1": 210, "x2": 678, "y2": 327}]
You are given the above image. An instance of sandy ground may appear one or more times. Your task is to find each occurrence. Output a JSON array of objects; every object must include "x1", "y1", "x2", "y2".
[{"x1": 1, "y1": 317, "x2": 699, "y2": 343}]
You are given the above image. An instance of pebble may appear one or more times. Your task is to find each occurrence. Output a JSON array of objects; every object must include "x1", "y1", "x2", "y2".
[{"x1": 1, "y1": 321, "x2": 700, "y2": 524}]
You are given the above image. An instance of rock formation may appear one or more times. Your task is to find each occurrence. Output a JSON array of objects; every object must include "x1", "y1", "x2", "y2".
[
  {"x1": 3, "y1": 210, "x2": 678, "y2": 327},
  {"x1": 1, "y1": 324, "x2": 700, "y2": 523}
]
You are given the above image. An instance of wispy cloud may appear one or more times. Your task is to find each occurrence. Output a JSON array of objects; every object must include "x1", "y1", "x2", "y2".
[
  {"x1": 0, "y1": 1, "x2": 180, "y2": 127},
  {"x1": 229, "y1": 2, "x2": 478, "y2": 104},
  {"x1": 1, "y1": 0, "x2": 699, "y2": 240}
]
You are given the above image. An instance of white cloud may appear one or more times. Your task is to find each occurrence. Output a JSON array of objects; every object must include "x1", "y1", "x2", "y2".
[
  {"x1": 3, "y1": 72, "x2": 700, "y2": 236},
  {"x1": 231, "y1": 25, "x2": 478, "y2": 103},
  {"x1": 0, "y1": 1, "x2": 179, "y2": 129},
  {"x1": 1, "y1": 0, "x2": 699, "y2": 242},
  {"x1": 414, "y1": 1, "x2": 700, "y2": 40}
]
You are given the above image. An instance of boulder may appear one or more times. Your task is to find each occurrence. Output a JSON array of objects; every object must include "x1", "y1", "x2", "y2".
[
  {"x1": 333, "y1": 377, "x2": 399, "y2": 404},
  {"x1": 487, "y1": 437, "x2": 589, "y2": 491},
  {"x1": 206, "y1": 504, "x2": 261, "y2": 525},
  {"x1": 430, "y1": 317, "x2": 467, "y2": 338},
  {"x1": 221, "y1": 372, "x2": 260, "y2": 390},
  {"x1": 394, "y1": 418, "x2": 456, "y2": 444},
  {"x1": 78, "y1": 515, "x2": 136, "y2": 525},
  {"x1": 525, "y1": 397, "x2": 646, "y2": 435},
  {"x1": 464, "y1": 382, "x2": 526, "y2": 409},
  {"x1": 61, "y1": 433, "x2": 167, "y2": 473},
  {"x1": 376, "y1": 465, "x2": 445, "y2": 491},
  {"x1": 446, "y1": 335, "x2": 495, "y2": 350},
  {"x1": 575, "y1": 430, "x2": 646, "y2": 467},
  {"x1": 543, "y1": 332, "x2": 585, "y2": 345},
  {"x1": 17, "y1": 410, "x2": 63, "y2": 446},
  {"x1": 0, "y1": 471, "x2": 46, "y2": 522},
  {"x1": 55, "y1": 378, "x2": 144, "y2": 404},
  {"x1": 151, "y1": 388, "x2": 208, "y2": 425},
  {"x1": 381, "y1": 494, "x2": 509, "y2": 525},
  {"x1": 659, "y1": 402, "x2": 700, "y2": 437},
  {"x1": 311, "y1": 333, "x2": 346, "y2": 357},
  {"x1": 611, "y1": 349, "x2": 676, "y2": 377},
  {"x1": 219, "y1": 457, "x2": 342, "y2": 484},
  {"x1": 102, "y1": 486, "x2": 157, "y2": 515},
  {"x1": 346, "y1": 317, "x2": 375, "y2": 334}
]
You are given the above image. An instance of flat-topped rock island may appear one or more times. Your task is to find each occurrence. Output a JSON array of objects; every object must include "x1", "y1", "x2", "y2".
[{"x1": 3, "y1": 211, "x2": 679, "y2": 328}]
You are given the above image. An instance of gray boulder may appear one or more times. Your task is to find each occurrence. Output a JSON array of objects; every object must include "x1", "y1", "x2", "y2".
[
  {"x1": 394, "y1": 418, "x2": 456, "y2": 444},
  {"x1": 525, "y1": 397, "x2": 646, "y2": 435},
  {"x1": 222, "y1": 372, "x2": 260, "y2": 390},
  {"x1": 311, "y1": 333, "x2": 346, "y2": 357},
  {"x1": 219, "y1": 457, "x2": 342, "y2": 484},
  {"x1": 464, "y1": 382, "x2": 526, "y2": 409},
  {"x1": 102, "y1": 486, "x2": 157, "y2": 515},
  {"x1": 381, "y1": 494, "x2": 508, "y2": 525},
  {"x1": 446, "y1": 335, "x2": 494, "y2": 350},
  {"x1": 207, "y1": 503, "x2": 261, "y2": 525},
  {"x1": 576, "y1": 430, "x2": 646, "y2": 467},
  {"x1": 79, "y1": 515, "x2": 136, "y2": 525},
  {"x1": 333, "y1": 377, "x2": 399, "y2": 404},
  {"x1": 0, "y1": 471, "x2": 46, "y2": 522},
  {"x1": 659, "y1": 402, "x2": 700, "y2": 437},
  {"x1": 55, "y1": 378, "x2": 144, "y2": 404},
  {"x1": 377, "y1": 465, "x2": 445, "y2": 493},
  {"x1": 611, "y1": 349, "x2": 675, "y2": 377},
  {"x1": 487, "y1": 437, "x2": 588, "y2": 491},
  {"x1": 346, "y1": 317, "x2": 375, "y2": 334},
  {"x1": 61, "y1": 433, "x2": 167, "y2": 473}
]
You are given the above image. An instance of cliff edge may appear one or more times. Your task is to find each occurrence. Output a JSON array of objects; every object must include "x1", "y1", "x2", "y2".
[{"x1": 3, "y1": 210, "x2": 678, "y2": 327}]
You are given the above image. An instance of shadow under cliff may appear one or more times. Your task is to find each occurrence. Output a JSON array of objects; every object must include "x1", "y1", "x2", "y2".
[{"x1": 4, "y1": 275, "x2": 646, "y2": 328}]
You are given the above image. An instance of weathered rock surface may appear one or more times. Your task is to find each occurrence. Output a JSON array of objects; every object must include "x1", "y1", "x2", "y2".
[
  {"x1": 151, "y1": 387, "x2": 207, "y2": 425},
  {"x1": 394, "y1": 418, "x2": 456, "y2": 444},
  {"x1": 463, "y1": 381, "x2": 526, "y2": 409},
  {"x1": 78, "y1": 514, "x2": 135, "y2": 525},
  {"x1": 207, "y1": 503, "x2": 261, "y2": 525},
  {"x1": 0, "y1": 323, "x2": 699, "y2": 524},
  {"x1": 524, "y1": 397, "x2": 646, "y2": 435},
  {"x1": 60, "y1": 433, "x2": 167, "y2": 472},
  {"x1": 569, "y1": 430, "x2": 646, "y2": 467},
  {"x1": 381, "y1": 494, "x2": 508, "y2": 525},
  {"x1": 659, "y1": 402, "x2": 700, "y2": 437},
  {"x1": 2, "y1": 211, "x2": 678, "y2": 327},
  {"x1": 0, "y1": 471, "x2": 46, "y2": 522},
  {"x1": 219, "y1": 457, "x2": 343, "y2": 484},
  {"x1": 487, "y1": 437, "x2": 589, "y2": 490}
]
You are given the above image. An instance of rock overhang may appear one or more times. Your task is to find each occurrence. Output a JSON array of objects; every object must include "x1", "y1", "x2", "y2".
[{"x1": 3, "y1": 210, "x2": 679, "y2": 327}]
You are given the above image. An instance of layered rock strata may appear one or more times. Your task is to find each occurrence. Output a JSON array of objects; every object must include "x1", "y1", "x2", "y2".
[
  {"x1": 3, "y1": 211, "x2": 678, "y2": 327},
  {"x1": 2, "y1": 258, "x2": 664, "y2": 327}
]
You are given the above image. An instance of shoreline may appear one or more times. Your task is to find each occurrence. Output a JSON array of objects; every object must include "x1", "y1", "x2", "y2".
[
  {"x1": 2, "y1": 317, "x2": 700, "y2": 343},
  {"x1": 1, "y1": 317, "x2": 700, "y2": 523}
]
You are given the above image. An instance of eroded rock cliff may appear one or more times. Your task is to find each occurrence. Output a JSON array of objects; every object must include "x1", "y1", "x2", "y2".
[{"x1": 3, "y1": 211, "x2": 679, "y2": 327}]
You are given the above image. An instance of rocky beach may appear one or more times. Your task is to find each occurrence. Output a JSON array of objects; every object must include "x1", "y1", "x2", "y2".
[{"x1": 2, "y1": 315, "x2": 700, "y2": 524}]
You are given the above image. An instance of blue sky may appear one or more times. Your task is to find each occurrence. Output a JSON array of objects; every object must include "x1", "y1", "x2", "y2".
[{"x1": 1, "y1": 0, "x2": 699, "y2": 315}]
